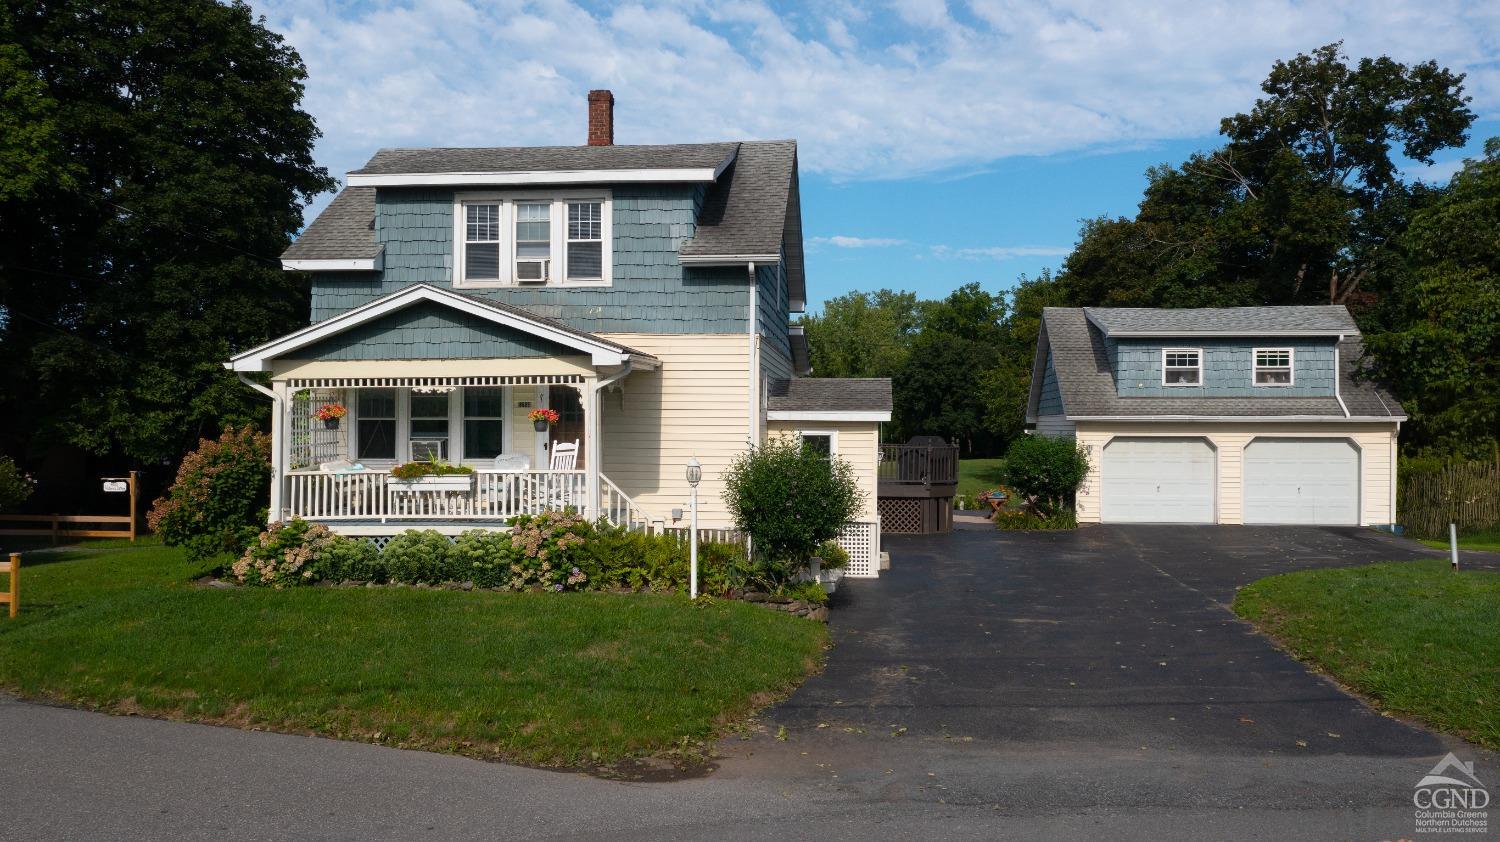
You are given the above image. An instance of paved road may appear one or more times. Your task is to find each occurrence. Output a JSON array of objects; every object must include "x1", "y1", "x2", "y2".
[{"x1": 1, "y1": 526, "x2": 1494, "y2": 840}]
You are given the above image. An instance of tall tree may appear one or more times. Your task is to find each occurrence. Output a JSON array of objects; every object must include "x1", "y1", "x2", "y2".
[
  {"x1": 799, "y1": 289, "x2": 920, "y2": 379},
  {"x1": 1362, "y1": 140, "x2": 1500, "y2": 457},
  {"x1": 893, "y1": 283, "x2": 1010, "y2": 453},
  {"x1": 1056, "y1": 43, "x2": 1472, "y2": 309},
  {"x1": 0, "y1": 0, "x2": 334, "y2": 471}
]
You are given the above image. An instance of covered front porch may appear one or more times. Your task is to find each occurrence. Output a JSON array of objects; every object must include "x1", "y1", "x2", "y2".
[{"x1": 227, "y1": 284, "x2": 661, "y2": 533}]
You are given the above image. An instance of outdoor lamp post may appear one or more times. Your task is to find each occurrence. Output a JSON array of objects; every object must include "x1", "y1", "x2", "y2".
[{"x1": 686, "y1": 457, "x2": 702, "y2": 599}]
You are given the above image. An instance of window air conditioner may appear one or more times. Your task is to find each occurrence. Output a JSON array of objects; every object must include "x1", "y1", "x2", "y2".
[{"x1": 515, "y1": 259, "x2": 549, "y2": 284}]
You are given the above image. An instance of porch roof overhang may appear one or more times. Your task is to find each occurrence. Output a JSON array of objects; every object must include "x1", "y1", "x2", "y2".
[{"x1": 226, "y1": 283, "x2": 660, "y2": 372}]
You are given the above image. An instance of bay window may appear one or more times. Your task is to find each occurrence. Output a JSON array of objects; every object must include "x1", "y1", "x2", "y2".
[{"x1": 455, "y1": 191, "x2": 611, "y2": 287}]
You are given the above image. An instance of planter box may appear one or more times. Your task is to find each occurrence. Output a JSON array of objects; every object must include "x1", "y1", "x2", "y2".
[{"x1": 387, "y1": 474, "x2": 473, "y2": 493}]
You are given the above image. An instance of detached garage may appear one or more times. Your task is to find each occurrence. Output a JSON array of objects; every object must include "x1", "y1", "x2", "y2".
[{"x1": 1025, "y1": 306, "x2": 1406, "y2": 528}]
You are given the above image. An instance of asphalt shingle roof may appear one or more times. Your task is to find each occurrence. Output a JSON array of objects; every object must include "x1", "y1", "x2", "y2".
[
  {"x1": 281, "y1": 187, "x2": 380, "y2": 261},
  {"x1": 680, "y1": 140, "x2": 804, "y2": 304},
  {"x1": 1035, "y1": 308, "x2": 1403, "y2": 419},
  {"x1": 767, "y1": 378, "x2": 891, "y2": 413},
  {"x1": 444, "y1": 287, "x2": 656, "y2": 360},
  {"x1": 1084, "y1": 305, "x2": 1358, "y2": 335},
  {"x1": 349, "y1": 143, "x2": 740, "y2": 175}
]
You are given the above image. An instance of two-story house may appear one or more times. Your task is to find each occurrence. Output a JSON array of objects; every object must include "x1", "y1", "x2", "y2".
[
  {"x1": 1025, "y1": 306, "x2": 1404, "y2": 527},
  {"x1": 226, "y1": 91, "x2": 890, "y2": 576}
]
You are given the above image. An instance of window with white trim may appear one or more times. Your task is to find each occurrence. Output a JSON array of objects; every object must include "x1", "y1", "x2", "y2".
[
  {"x1": 463, "y1": 204, "x2": 500, "y2": 281},
  {"x1": 356, "y1": 389, "x2": 397, "y2": 460},
  {"x1": 463, "y1": 387, "x2": 506, "y2": 460},
  {"x1": 1162, "y1": 349, "x2": 1202, "y2": 386},
  {"x1": 1253, "y1": 348, "x2": 1293, "y2": 385},
  {"x1": 566, "y1": 201, "x2": 603, "y2": 281},
  {"x1": 799, "y1": 431, "x2": 837, "y2": 459},
  {"x1": 455, "y1": 192, "x2": 611, "y2": 288}
]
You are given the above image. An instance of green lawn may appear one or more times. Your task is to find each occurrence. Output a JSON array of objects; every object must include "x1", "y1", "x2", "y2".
[
  {"x1": 1234, "y1": 560, "x2": 1500, "y2": 749},
  {"x1": 0, "y1": 541, "x2": 826, "y2": 768},
  {"x1": 1418, "y1": 527, "x2": 1500, "y2": 553},
  {"x1": 956, "y1": 458, "x2": 1006, "y2": 502}
]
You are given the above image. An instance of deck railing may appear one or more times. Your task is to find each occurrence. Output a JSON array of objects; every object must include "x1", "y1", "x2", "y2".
[
  {"x1": 285, "y1": 470, "x2": 587, "y2": 521},
  {"x1": 878, "y1": 444, "x2": 959, "y2": 485}
]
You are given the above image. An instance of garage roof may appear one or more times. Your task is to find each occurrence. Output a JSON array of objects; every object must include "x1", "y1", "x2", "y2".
[{"x1": 1029, "y1": 308, "x2": 1405, "y2": 421}]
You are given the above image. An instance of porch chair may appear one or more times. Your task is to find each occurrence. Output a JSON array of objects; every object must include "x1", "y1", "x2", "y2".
[
  {"x1": 542, "y1": 440, "x2": 580, "y2": 511},
  {"x1": 549, "y1": 441, "x2": 579, "y2": 470}
]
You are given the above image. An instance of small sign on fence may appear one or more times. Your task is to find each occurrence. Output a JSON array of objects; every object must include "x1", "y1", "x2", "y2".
[{"x1": 102, "y1": 480, "x2": 128, "y2": 493}]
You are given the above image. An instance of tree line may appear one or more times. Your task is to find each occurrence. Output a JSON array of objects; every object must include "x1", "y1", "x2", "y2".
[{"x1": 801, "y1": 44, "x2": 1499, "y2": 459}]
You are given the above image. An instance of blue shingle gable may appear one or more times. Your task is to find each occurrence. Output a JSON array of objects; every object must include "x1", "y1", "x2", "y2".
[
  {"x1": 294, "y1": 300, "x2": 579, "y2": 361},
  {"x1": 307, "y1": 185, "x2": 765, "y2": 335},
  {"x1": 1111, "y1": 338, "x2": 1338, "y2": 398}
]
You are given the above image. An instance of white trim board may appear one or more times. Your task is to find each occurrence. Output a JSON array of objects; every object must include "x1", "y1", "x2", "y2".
[
  {"x1": 282, "y1": 257, "x2": 382, "y2": 272},
  {"x1": 677, "y1": 253, "x2": 782, "y2": 265},
  {"x1": 1069, "y1": 415, "x2": 1404, "y2": 422},
  {"x1": 347, "y1": 167, "x2": 724, "y2": 188},
  {"x1": 226, "y1": 283, "x2": 655, "y2": 371},
  {"x1": 766, "y1": 410, "x2": 891, "y2": 422}
]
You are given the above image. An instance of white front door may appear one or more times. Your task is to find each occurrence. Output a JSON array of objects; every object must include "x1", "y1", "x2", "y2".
[
  {"x1": 1101, "y1": 437, "x2": 1216, "y2": 523},
  {"x1": 1243, "y1": 439, "x2": 1359, "y2": 525}
]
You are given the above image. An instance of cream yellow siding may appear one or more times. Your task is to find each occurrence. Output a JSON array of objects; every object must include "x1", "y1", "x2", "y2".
[
  {"x1": 596, "y1": 333, "x2": 753, "y2": 526},
  {"x1": 766, "y1": 420, "x2": 881, "y2": 522},
  {"x1": 1071, "y1": 421, "x2": 1399, "y2": 526}
]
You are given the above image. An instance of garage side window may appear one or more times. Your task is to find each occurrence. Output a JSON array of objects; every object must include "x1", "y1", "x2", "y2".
[
  {"x1": 1162, "y1": 349, "x2": 1202, "y2": 386},
  {"x1": 1253, "y1": 348, "x2": 1293, "y2": 385}
]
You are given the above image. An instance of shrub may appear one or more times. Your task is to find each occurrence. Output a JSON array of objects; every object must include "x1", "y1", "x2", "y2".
[
  {"x1": 383, "y1": 529, "x2": 461, "y2": 584},
  {"x1": 0, "y1": 456, "x2": 34, "y2": 512},
  {"x1": 504, "y1": 510, "x2": 592, "y2": 591},
  {"x1": 148, "y1": 426, "x2": 272, "y2": 561},
  {"x1": 1001, "y1": 435, "x2": 1089, "y2": 515},
  {"x1": 783, "y1": 581, "x2": 829, "y2": 605},
  {"x1": 813, "y1": 540, "x2": 848, "y2": 570},
  {"x1": 993, "y1": 507, "x2": 1078, "y2": 531},
  {"x1": 722, "y1": 434, "x2": 864, "y2": 586},
  {"x1": 232, "y1": 519, "x2": 383, "y2": 587},
  {"x1": 452, "y1": 529, "x2": 517, "y2": 588}
]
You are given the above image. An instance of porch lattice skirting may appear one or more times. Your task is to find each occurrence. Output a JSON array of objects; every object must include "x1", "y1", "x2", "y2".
[
  {"x1": 285, "y1": 374, "x2": 585, "y2": 389},
  {"x1": 835, "y1": 521, "x2": 879, "y2": 578}
]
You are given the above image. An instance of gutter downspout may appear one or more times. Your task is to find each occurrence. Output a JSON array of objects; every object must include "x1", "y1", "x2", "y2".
[
  {"x1": 238, "y1": 373, "x2": 284, "y2": 524},
  {"x1": 747, "y1": 261, "x2": 760, "y2": 445},
  {"x1": 1333, "y1": 337, "x2": 1350, "y2": 418},
  {"x1": 589, "y1": 361, "x2": 633, "y2": 521}
]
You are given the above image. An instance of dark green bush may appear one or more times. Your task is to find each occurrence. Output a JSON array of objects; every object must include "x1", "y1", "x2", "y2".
[
  {"x1": 383, "y1": 529, "x2": 461, "y2": 584},
  {"x1": 148, "y1": 426, "x2": 272, "y2": 561},
  {"x1": 0, "y1": 455, "x2": 33, "y2": 512},
  {"x1": 1001, "y1": 435, "x2": 1089, "y2": 515},
  {"x1": 723, "y1": 434, "x2": 864, "y2": 586},
  {"x1": 452, "y1": 529, "x2": 515, "y2": 588}
]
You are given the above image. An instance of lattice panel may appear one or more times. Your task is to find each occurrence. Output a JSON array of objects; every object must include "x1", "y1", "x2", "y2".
[
  {"x1": 835, "y1": 520, "x2": 878, "y2": 578},
  {"x1": 879, "y1": 498, "x2": 924, "y2": 534},
  {"x1": 289, "y1": 388, "x2": 347, "y2": 471}
]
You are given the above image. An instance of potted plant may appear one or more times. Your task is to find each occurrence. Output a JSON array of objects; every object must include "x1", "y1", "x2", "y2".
[
  {"x1": 529, "y1": 408, "x2": 559, "y2": 432},
  {"x1": 314, "y1": 403, "x2": 347, "y2": 430},
  {"x1": 387, "y1": 457, "x2": 475, "y2": 492}
]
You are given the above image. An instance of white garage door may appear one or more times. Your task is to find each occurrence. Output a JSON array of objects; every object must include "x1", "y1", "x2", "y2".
[
  {"x1": 1101, "y1": 438, "x2": 1216, "y2": 523},
  {"x1": 1243, "y1": 439, "x2": 1359, "y2": 525}
]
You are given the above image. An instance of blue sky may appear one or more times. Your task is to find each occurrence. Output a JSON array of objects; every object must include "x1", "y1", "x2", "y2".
[{"x1": 255, "y1": 1, "x2": 1500, "y2": 310}]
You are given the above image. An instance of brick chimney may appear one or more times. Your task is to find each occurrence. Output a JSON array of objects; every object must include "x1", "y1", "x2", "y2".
[{"x1": 587, "y1": 90, "x2": 614, "y2": 146}]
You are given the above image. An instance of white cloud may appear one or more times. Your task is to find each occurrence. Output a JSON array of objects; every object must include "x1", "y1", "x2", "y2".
[
  {"x1": 930, "y1": 244, "x2": 1072, "y2": 260},
  {"x1": 809, "y1": 235, "x2": 909, "y2": 248},
  {"x1": 252, "y1": 0, "x2": 1500, "y2": 189}
]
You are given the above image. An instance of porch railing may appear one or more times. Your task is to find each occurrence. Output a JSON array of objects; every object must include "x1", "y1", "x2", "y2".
[
  {"x1": 285, "y1": 470, "x2": 586, "y2": 521},
  {"x1": 598, "y1": 474, "x2": 663, "y2": 533},
  {"x1": 877, "y1": 444, "x2": 959, "y2": 486}
]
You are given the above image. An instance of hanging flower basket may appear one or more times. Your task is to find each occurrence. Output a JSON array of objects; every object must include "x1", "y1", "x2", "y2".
[
  {"x1": 529, "y1": 408, "x2": 559, "y2": 432},
  {"x1": 314, "y1": 403, "x2": 347, "y2": 430}
]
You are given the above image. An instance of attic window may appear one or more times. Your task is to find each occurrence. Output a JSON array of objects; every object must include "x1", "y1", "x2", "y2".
[
  {"x1": 454, "y1": 191, "x2": 612, "y2": 288},
  {"x1": 1162, "y1": 349, "x2": 1201, "y2": 386},
  {"x1": 1254, "y1": 348, "x2": 1293, "y2": 385}
]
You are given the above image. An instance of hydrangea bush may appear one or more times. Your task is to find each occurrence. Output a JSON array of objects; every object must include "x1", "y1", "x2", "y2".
[
  {"x1": 231, "y1": 519, "x2": 377, "y2": 587},
  {"x1": 148, "y1": 426, "x2": 271, "y2": 561}
]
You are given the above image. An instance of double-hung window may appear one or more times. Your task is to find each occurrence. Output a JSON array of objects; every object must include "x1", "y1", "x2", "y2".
[
  {"x1": 409, "y1": 391, "x2": 451, "y2": 461},
  {"x1": 1162, "y1": 349, "x2": 1202, "y2": 386},
  {"x1": 1253, "y1": 348, "x2": 1293, "y2": 385},
  {"x1": 463, "y1": 204, "x2": 501, "y2": 282},
  {"x1": 463, "y1": 387, "x2": 506, "y2": 460},
  {"x1": 357, "y1": 389, "x2": 397, "y2": 461},
  {"x1": 455, "y1": 193, "x2": 610, "y2": 287}
]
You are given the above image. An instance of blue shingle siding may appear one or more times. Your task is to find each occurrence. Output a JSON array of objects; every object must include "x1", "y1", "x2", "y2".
[
  {"x1": 757, "y1": 259, "x2": 792, "y2": 378},
  {"x1": 295, "y1": 301, "x2": 575, "y2": 361},
  {"x1": 309, "y1": 186, "x2": 750, "y2": 334},
  {"x1": 1039, "y1": 352, "x2": 1064, "y2": 415},
  {"x1": 1113, "y1": 338, "x2": 1338, "y2": 397}
]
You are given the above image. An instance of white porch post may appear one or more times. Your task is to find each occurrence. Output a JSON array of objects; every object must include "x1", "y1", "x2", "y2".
[
  {"x1": 270, "y1": 380, "x2": 291, "y2": 523},
  {"x1": 583, "y1": 377, "x2": 600, "y2": 520}
]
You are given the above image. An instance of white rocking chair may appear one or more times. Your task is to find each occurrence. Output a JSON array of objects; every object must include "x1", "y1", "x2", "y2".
[
  {"x1": 549, "y1": 440, "x2": 579, "y2": 470},
  {"x1": 541, "y1": 440, "x2": 580, "y2": 511}
]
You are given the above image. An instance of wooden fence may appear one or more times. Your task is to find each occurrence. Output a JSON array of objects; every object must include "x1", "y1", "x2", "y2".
[
  {"x1": 1399, "y1": 458, "x2": 1500, "y2": 539},
  {"x1": 0, "y1": 553, "x2": 16, "y2": 618}
]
